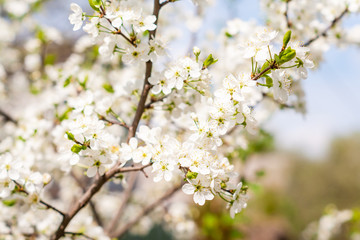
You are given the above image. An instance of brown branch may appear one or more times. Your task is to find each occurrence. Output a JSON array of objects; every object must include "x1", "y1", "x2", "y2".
[
  {"x1": 110, "y1": 185, "x2": 181, "y2": 238},
  {"x1": 98, "y1": 114, "x2": 129, "y2": 129},
  {"x1": 51, "y1": 164, "x2": 153, "y2": 240},
  {"x1": 0, "y1": 108, "x2": 17, "y2": 124},
  {"x1": 100, "y1": 6, "x2": 137, "y2": 47},
  {"x1": 105, "y1": 172, "x2": 138, "y2": 235},
  {"x1": 251, "y1": 63, "x2": 276, "y2": 81},
  {"x1": 145, "y1": 94, "x2": 169, "y2": 109},
  {"x1": 127, "y1": 0, "x2": 166, "y2": 141},
  {"x1": 64, "y1": 231, "x2": 94, "y2": 240},
  {"x1": 70, "y1": 171, "x2": 104, "y2": 227},
  {"x1": 303, "y1": 8, "x2": 348, "y2": 47},
  {"x1": 13, "y1": 181, "x2": 65, "y2": 217},
  {"x1": 51, "y1": 1, "x2": 172, "y2": 238},
  {"x1": 284, "y1": 0, "x2": 292, "y2": 29}
]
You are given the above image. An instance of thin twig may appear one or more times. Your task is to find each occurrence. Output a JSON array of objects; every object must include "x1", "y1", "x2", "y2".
[
  {"x1": 70, "y1": 171, "x2": 104, "y2": 227},
  {"x1": 13, "y1": 181, "x2": 65, "y2": 217},
  {"x1": 251, "y1": 63, "x2": 276, "y2": 81},
  {"x1": 51, "y1": 1, "x2": 172, "y2": 238},
  {"x1": 111, "y1": 185, "x2": 181, "y2": 238},
  {"x1": 64, "y1": 231, "x2": 94, "y2": 240},
  {"x1": 51, "y1": 164, "x2": 153, "y2": 240},
  {"x1": 0, "y1": 108, "x2": 17, "y2": 124},
  {"x1": 98, "y1": 115, "x2": 129, "y2": 129},
  {"x1": 145, "y1": 94, "x2": 169, "y2": 109},
  {"x1": 303, "y1": 8, "x2": 348, "y2": 47},
  {"x1": 284, "y1": 0, "x2": 292, "y2": 29}
]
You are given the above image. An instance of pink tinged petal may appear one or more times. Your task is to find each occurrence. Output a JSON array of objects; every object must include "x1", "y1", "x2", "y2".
[
  {"x1": 70, "y1": 3, "x2": 81, "y2": 13},
  {"x1": 153, "y1": 172, "x2": 163, "y2": 182},
  {"x1": 112, "y1": 18, "x2": 122, "y2": 28},
  {"x1": 87, "y1": 166, "x2": 97, "y2": 178},
  {"x1": 129, "y1": 138, "x2": 138, "y2": 149},
  {"x1": 142, "y1": 156, "x2": 151, "y2": 165},
  {"x1": 25, "y1": 182, "x2": 35, "y2": 193},
  {"x1": 162, "y1": 85, "x2": 172, "y2": 95},
  {"x1": 175, "y1": 79, "x2": 184, "y2": 90},
  {"x1": 194, "y1": 192, "x2": 205, "y2": 205},
  {"x1": 70, "y1": 154, "x2": 80, "y2": 165},
  {"x1": 152, "y1": 85, "x2": 162, "y2": 94},
  {"x1": 203, "y1": 190, "x2": 214, "y2": 200},
  {"x1": 0, "y1": 188, "x2": 10, "y2": 198},
  {"x1": 182, "y1": 183, "x2": 195, "y2": 195},
  {"x1": 230, "y1": 205, "x2": 236, "y2": 218},
  {"x1": 98, "y1": 166, "x2": 106, "y2": 176},
  {"x1": 145, "y1": 15, "x2": 157, "y2": 24}
]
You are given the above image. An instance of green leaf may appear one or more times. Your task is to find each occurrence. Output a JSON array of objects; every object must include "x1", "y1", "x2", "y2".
[
  {"x1": 295, "y1": 57, "x2": 304, "y2": 68},
  {"x1": 65, "y1": 131, "x2": 75, "y2": 141},
  {"x1": 59, "y1": 108, "x2": 72, "y2": 121},
  {"x1": 44, "y1": 54, "x2": 56, "y2": 65},
  {"x1": 265, "y1": 75, "x2": 273, "y2": 87},
  {"x1": 225, "y1": 32, "x2": 233, "y2": 38},
  {"x1": 203, "y1": 54, "x2": 218, "y2": 68},
  {"x1": 71, "y1": 144, "x2": 84, "y2": 154},
  {"x1": 63, "y1": 76, "x2": 72, "y2": 87},
  {"x1": 79, "y1": 75, "x2": 88, "y2": 89},
  {"x1": 88, "y1": 0, "x2": 102, "y2": 11},
  {"x1": 278, "y1": 47, "x2": 296, "y2": 64},
  {"x1": 102, "y1": 82, "x2": 114, "y2": 93},
  {"x1": 2, "y1": 199, "x2": 17, "y2": 207},
  {"x1": 282, "y1": 30, "x2": 292, "y2": 49},
  {"x1": 186, "y1": 171, "x2": 198, "y2": 180}
]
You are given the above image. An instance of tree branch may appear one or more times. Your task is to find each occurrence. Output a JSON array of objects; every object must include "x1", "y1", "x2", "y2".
[
  {"x1": 51, "y1": 1, "x2": 172, "y2": 238},
  {"x1": 0, "y1": 108, "x2": 17, "y2": 124},
  {"x1": 71, "y1": 171, "x2": 104, "y2": 227},
  {"x1": 303, "y1": 8, "x2": 348, "y2": 47},
  {"x1": 105, "y1": 172, "x2": 138, "y2": 235},
  {"x1": 98, "y1": 114, "x2": 129, "y2": 129},
  {"x1": 284, "y1": 0, "x2": 292, "y2": 29},
  {"x1": 110, "y1": 185, "x2": 181, "y2": 238},
  {"x1": 64, "y1": 231, "x2": 94, "y2": 240},
  {"x1": 127, "y1": 0, "x2": 166, "y2": 141},
  {"x1": 13, "y1": 181, "x2": 65, "y2": 217},
  {"x1": 51, "y1": 164, "x2": 153, "y2": 240}
]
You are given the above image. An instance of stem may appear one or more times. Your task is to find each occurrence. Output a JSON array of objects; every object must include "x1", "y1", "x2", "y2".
[
  {"x1": 50, "y1": 1, "x2": 172, "y2": 238},
  {"x1": 284, "y1": 0, "x2": 292, "y2": 28},
  {"x1": 71, "y1": 171, "x2": 104, "y2": 227},
  {"x1": 0, "y1": 108, "x2": 17, "y2": 124},
  {"x1": 303, "y1": 7, "x2": 348, "y2": 47},
  {"x1": 105, "y1": 172, "x2": 138, "y2": 235}
]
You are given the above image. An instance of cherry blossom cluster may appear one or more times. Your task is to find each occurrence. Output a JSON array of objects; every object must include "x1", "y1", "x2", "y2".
[{"x1": 0, "y1": 0, "x2": 358, "y2": 239}]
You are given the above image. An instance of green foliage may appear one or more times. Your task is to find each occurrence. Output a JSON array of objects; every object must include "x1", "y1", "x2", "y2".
[
  {"x1": 65, "y1": 131, "x2": 75, "y2": 141},
  {"x1": 2, "y1": 199, "x2": 17, "y2": 207},
  {"x1": 186, "y1": 171, "x2": 198, "y2": 180},
  {"x1": 203, "y1": 54, "x2": 218, "y2": 68},
  {"x1": 103, "y1": 82, "x2": 115, "y2": 93},
  {"x1": 88, "y1": 0, "x2": 102, "y2": 11},
  {"x1": 71, "y1": 144, "x2": 86, "y2": 153},
  {"x1": 282, "y1": 30, "x2": 292, "y2": 49},
  {"x1": 63, "y1": 76, "x2": 72, "y2": 87}
]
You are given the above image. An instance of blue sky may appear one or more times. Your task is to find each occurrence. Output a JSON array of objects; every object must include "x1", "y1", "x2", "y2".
[{"x1": 37, "y1": 0, "x2": 360, "y2": 158}]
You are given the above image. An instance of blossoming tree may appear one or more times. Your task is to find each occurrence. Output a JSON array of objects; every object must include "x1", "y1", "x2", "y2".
[{"x1": 0, "y1": 0, "x2": 359, "y2": 239}]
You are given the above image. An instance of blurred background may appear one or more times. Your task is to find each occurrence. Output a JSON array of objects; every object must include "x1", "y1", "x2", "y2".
[{"x1": 9, "y1": 0, "x2": 360, "y2": 239}]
